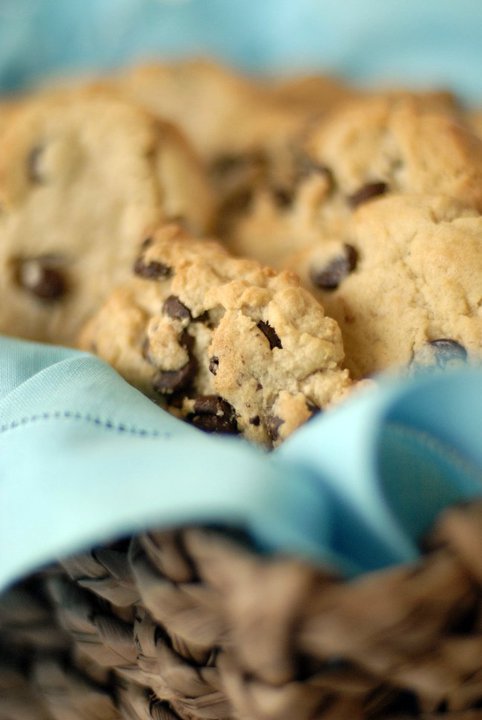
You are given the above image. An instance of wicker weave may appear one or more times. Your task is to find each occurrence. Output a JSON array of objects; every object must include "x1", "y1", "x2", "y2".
[{"x1": 1, "y1": 501, "x2": 481, "y2": 720}]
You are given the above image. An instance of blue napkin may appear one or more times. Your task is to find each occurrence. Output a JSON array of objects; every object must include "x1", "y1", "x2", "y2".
[{"x1": 1, "y1": 336, "x2": 481, "y2": 592}]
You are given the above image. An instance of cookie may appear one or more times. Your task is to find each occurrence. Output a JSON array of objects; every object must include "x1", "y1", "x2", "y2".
[
  {"x1": 291, "y1": 194, "x2": 482, "y2": 379},
  {"x1": 118, "y1": 60, "x2": 336, "y2": 163},
  {"x1": 224, "y1": 94, "x2": 482, "y2": 268},
  {"x1": 267, "y1": 71, "x2": 458, "y2": 115},
  {"x1": 266, "y1": 72, "x2": 360, "y2": 114},
  {"x1": 0, "y1": 92, "x2": 215, "y2": 344},
  {"x1": 78, "y1": 224, "x2": 353, "y2": 446},
  {"x1": 303, "y1": 95, "x2": 482, "y2": 208},
  {"x1": 0, "y1": 98, "x2": 20, "y2": 134},
  {"x1": 467, "y1": 107, "x2": 482, "y2": 138},
  {"x1": 117, "y1": 59, "x2": 265, "y2": 161},
  {"x1": 42, "y1": 63, "x2": 290, "y2": 256},
  {"x1": 116, "y1": 63, "x2": 462, "y2": 254},
  {"x1": 116, "y1": 61, "x2": 317, "y2": 226}
]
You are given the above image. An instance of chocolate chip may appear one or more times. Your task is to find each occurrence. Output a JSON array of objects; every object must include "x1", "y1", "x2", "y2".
[
  {"x1": 189, "y1": 395, "x2": 239, "y2": 434},
  {"x1": 347, "y1": 181, "x2": 388, "y2": 209},
  {"x1": 209, "y1": 356, "x2": 219, "y2": 375},
  {"x1": 267, "y1": 415, "x2": 284, "y2": 442},
  {"x1": 220, "y1": 187, "x2": 254, "y2": 216},
  {"x1": 211, "y1": 151, "x2": 266, "y2": 177},
  {"x1": 306, "y1": 401, "x2": 322, "y2": 419},
  {"x1": 133, "y1": 257, "x2": 172, "y2": 280},
  {"x1": 179, "y1": 329, "x2": 194, "y2": 352},
  {"x1": 163, "y1": 295, "x2": 191, "y2": 321},
  {"x1": 191, "y1": 310, "x2": 217, "y2": 329},
  {"x1": 165, "y1": 393, "x2": 185, "y2": 410},
  {"x1": 165, "y1": 215, "x2": 187, "y2": 228},
  {"x1": 429, "y1": 339, "x2": 468, "y2": 367},
  {"x1": 272, "y1": 187, "x2": 295, "y2": 207},
  {"x1": 152, "y1": 357, "x2": 197, "y2": 395},
  {"x1": 310, "y1": 244, "x2": 358, "y2": 291},
  {"x1": 306, "y1": 400, "x2": 321, "y2": 415},
  {"x1": 249, "y1": 415, "x2": 260, "y2": 426},
  {"x1": 27, "y1": 146, "x2": 45, "y2": 183},
  {"x1": 257, "y1": 320, "x2": 282, "y2": 350},
  {"x1": 211, "y1": 154, "x2": 246, "y2": 176},
  {"x1": 15, "y1": 258, "x2": 67, "y2": 301},
  {"x1": 193, "y1": 395, "x2": 227, "y2": 414}
]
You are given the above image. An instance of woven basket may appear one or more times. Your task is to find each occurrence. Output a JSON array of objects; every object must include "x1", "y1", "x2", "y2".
[{"x1": 1, "y1": 500, "x2": 481, "y2": 720}]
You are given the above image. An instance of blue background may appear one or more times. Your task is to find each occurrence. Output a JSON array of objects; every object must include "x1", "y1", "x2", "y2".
[{"x1": 1, "y1": 0, "x2": 482, "y2": 103}]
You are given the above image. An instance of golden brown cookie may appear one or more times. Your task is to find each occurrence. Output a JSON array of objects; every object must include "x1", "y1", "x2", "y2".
[
  {"x1": 117, "y1": 59, "x2": 317, "y2": 162},
  {"x1": 0, "y1": 92, "x2": 214, "y2": 345},
  {"x1": 291, "y1": 195, "x2": 482, "y2": 379},
  {"x1": 78, "y1": 224, "x2": 353, "y2": 446},
  {"x1": 267, "y1": 70, "x2": 458, "y2": 115},
  {"x1": 224, "y1": 94, "x2": 482, "y2": 268},
  {"x1": 266, "y1": 72, "x2": 360, "y2": 113},
  {"x1": 467, "y1": 107, "x2": 482, "y2": 138},
  {"x1": 115, "y1": 60, "x2": 318, "y2": 222}
]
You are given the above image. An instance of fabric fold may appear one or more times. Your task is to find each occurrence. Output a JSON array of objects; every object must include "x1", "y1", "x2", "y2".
[
  {"x1": 1, "y1": 336, "x2": 482, "y2": 592},
  {"x1": 0, "y1": 337, "x2": 346, "y2": 591},
  {"x1": 279, "y1": 369, "x2": 482, "y2": 572}
]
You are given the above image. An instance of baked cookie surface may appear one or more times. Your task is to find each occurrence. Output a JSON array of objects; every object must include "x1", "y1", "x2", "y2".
[
  {"x1": 303, "y1": 94, "x2": 482, "y2": 208},
  {"x1": 291, "y1": 195, "x2": 482, "y2": 379},
  {"x1": 224, "y1": 95, "x2": 482, "y2": 268},
  {"x1": 116, "y1": 60, "x2": 318, "y2": 218},
  {"x1": 117, "y1": 60, "x2": 340, "y2": 161},
  {"x1": 0, "y1": 92, "x2": 214, "y2": 345},
  {"x1": 78, "y1": 224, "x2": 353, "y2": 446}
]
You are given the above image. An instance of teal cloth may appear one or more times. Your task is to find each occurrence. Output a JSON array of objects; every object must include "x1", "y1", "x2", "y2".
[
  {"x1": 1, "y1": 1, "x2": 482, "y2": 591},
  {"x1": 1, "y1": 0, "x2": 482, "y2": 103},
  {"x1": 1, "y1": 336, "x2": 481, "y2": 592}
]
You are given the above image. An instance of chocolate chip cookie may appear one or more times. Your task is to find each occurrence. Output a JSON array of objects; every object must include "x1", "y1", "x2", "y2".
[
  {"x1": 291, "y1": 194, "x2": 482, "y2": 379},
  {"x1": 267, "y1": 72, "x2": 457, "y2": 116},
  {"x1": 303, "y1": 94, "x2": 482, "y2": 210},
  {"x1": 78, "y1": 224, "x2": 353, "y2": 446},
  {"x1": 467, "y1": 107, "x2": 482, "y2": 139},
  {"x1": 0, "y1": 92, "x2": 214, "y2": 344},
  {"x1": 116, "y1": 60, "x2": 319, "y2": 220},
  {"x1": 118, "y1": 59, "x2": 352, "y2": 166},
  {"x1": 224, "y1": 94, "x2": 482, "y2": 268}
]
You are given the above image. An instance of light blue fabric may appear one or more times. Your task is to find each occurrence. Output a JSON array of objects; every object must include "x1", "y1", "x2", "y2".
[
  {"x1": 1, "y1": 337, "x2": 481, "y2": 592},
  {"x1": 0, "y1": 337, "x2": 351, "y2": 588},
  {"x1": 1, "y1": 0, "x2": 482, "y2": 103},
  {"x1": 1, "y1": 1, "x2": 482, "y2": 591}
]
